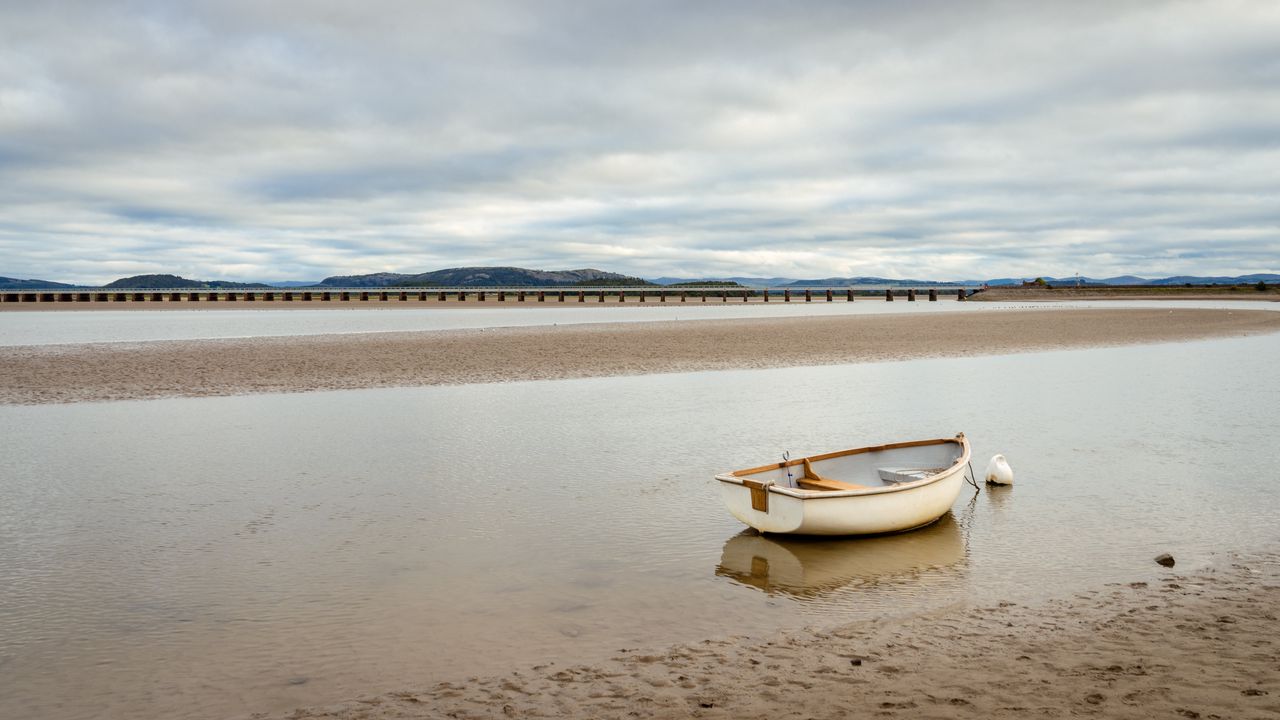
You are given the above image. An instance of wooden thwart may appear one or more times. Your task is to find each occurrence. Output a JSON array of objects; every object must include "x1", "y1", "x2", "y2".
[{"x1": 797, "y1": 458, "x2": 869, "y2": 491}]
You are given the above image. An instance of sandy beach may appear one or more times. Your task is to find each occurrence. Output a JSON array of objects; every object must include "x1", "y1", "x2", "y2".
[
  {"x1": 243, "y1": 552, "x2": 1279, "y2": 720},
  {"x1": 2, "y1": 307, "x2": 1279, "y2": 405}
]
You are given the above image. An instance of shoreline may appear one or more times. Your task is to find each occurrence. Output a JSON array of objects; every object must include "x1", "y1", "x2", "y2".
[
  {"x1": 246, "y1": 552, "x2": 1279, "y2": 719},
  {"x1": 3, "y1": 307, "x2": 1279, "y2": 405}
]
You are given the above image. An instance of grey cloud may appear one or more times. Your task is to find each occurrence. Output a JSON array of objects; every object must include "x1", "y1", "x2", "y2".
[{"x1": 0, "y1": 1, "x2": 1277, "y2": 283}]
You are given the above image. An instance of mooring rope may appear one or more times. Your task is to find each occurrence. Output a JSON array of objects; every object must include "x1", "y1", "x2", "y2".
[{"x1": 965, "y1": 459, "x2": 981, "y2": 492}]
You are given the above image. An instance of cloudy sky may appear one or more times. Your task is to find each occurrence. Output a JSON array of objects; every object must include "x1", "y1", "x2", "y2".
[{"x1": 2, "y1": 1, "x2": 1277, "y2": 283}]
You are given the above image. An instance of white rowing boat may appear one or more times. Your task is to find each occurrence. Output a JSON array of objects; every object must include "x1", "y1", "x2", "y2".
[{"x1": 715, "y1": 433, "x2": 971, "y2": 536}]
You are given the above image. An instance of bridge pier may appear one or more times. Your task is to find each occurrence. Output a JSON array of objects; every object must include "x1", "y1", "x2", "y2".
[
  {"x1": 784, "y1": 289, "x2": 791, "y2": 302},
  {"x1": 264, "y1": 292, "x2": 275, "y2": 301},
  {"x1": 598, "y1": 290, "x2": 604, "y2": 302},
  {"x1": 763, "y1": 289, "x2": 769, "y2": 302},
  {"x1": 498, "y1": 291, "x2": 505, "y2": 302},
  {"x1": 378, "y1": 292, "x2": 387, "y2": 301},
  {"x1": 458, "y1": 291, "x2": 465, "y2": 302},
  {"x1": 578, "y1": 291, "x2": 585, "y2": 302},
  {"x1": 804, "y1": 289, "x2": 812, "y2": 302},
  {"x1": 885, "y1": 289, "x2": 893, "y2": 301},
  {"x1": 538, "y1": 291, "x2": 545, "y2": 302},
  {"x1": 847, "y1": 289, "x2": 854, "y2": 302},
  {"x1": 680, "y1": 291, "x2": 687, "y2": 302},
  {"x1": 957, "y1": 288, "x2": 966, "y2": 301},
  {"x1": 478, "y1": 291, "x2": 486, "y2": 301},
  {"x1": 226, "y1": 292, "x2": 237, "y2": 302},
  {"x1": 518, "y1": 291, "x2": 526, "y2": 302},
  {"x1": 283, "y1": 292, "x2": 293, "y2": 301},
  {"x1": 929, "y1": 288, "x2": 937, "y2": 301},
  {"x1": 639, "y1": 292, "x2": 645, "y2": 303},
  {"x1": 907, "y1": 289, "x2": 916, "y2": 301}
]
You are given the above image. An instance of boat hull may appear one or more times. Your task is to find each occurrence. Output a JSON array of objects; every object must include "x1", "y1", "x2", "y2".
[{"x1": 716, "y1": 435, "x2": 971, "y2": 536}]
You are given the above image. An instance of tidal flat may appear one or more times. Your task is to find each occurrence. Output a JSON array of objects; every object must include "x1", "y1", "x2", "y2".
[{"x1": 2, "y1": 321, "x2": 1279, "y2": 718}]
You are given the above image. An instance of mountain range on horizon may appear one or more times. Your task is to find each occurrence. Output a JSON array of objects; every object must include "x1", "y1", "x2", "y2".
[{"x1": 2, "y1": 267, "x2": 1278, "y2": 290}]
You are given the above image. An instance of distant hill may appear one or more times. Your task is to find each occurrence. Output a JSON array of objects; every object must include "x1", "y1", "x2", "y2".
[
  {"x1": 1147, "y1": 274, "x2": 1280, "y2": 286},
  {"x1": 321, "y1": 266, "x2": 641, "y2": 288},
  {"x1": 0, "y1": 276, "x2": 73, "y2": 289},
  {"x1": 568, "y1": 276, "x2": 658, "y2": 287},
  {"x1": 782, "y1": 276, "x2": 970, "y2": 287},
  {"x1": 984, "y1": 274, "x2": 1280, "y2": 287},
  {"x1": 6, "y1": 269, "x2": 1279, "y2": 290},
  {"x1": 316, "y1": 272, "x2": 414, "y2": 287},
  {"x1": 103, "y1": 274, "x2": 269, "y2": 289},
  {"x1": 649, "y1": 276, "x2": 798, "y2": 287}
]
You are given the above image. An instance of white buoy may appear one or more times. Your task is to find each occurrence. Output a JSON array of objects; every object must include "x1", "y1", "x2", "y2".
[{"x1": 985, "y1": 454, "x2": 1014, "y2": 485}]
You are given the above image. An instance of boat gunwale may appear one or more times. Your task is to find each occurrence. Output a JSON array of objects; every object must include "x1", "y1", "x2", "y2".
[{"x1": 714, "y1": 434, "x2": 970, "y2": 499}]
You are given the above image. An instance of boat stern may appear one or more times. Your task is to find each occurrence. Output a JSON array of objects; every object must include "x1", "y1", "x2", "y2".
[{"x1": 716, "y1": 475, "x2": 805, "y2": 534}]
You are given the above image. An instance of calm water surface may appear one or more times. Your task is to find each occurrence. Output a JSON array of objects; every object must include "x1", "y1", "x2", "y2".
[{"x1": 2, "y1": 331, "x2": 1279, "y2": 719}]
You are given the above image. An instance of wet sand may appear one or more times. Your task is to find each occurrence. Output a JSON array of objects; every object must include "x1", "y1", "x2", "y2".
[
  {"x1": 4, "y1": 308, "x2": 1280, "y2": 404},
  {"x1": 246, "y1": 553, "x2": 1279, "y2": 720}
]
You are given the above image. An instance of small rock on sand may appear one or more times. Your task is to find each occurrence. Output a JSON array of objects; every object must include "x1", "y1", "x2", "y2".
[{"x1": 1156, "y1": 553, "x2": 1176, "y2": 568}]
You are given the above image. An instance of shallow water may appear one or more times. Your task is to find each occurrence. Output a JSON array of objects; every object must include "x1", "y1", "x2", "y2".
[
  {"x1": 4, "y1": 299, "x2": 1269, "y2": 346},
  {"x1": 2, "y1": 332, "x2": 1279, "y2": 719}
]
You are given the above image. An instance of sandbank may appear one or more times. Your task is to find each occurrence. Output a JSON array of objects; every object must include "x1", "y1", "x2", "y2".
[{"x1": 3, "y1": 307, "x2": 1279, "y2": 405}]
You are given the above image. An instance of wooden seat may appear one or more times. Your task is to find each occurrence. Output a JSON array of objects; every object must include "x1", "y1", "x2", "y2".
[
  {"x1": 798, "y1": 457, "x2": 870, "y2": 491},
  {"x1": 796, "y1": 476, "x2": 869, "y2": 492}
]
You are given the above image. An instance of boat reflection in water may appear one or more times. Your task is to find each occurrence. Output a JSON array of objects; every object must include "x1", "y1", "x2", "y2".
[{"x1": 715, "y1": 513, "x2": 967, "y2": 601}]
